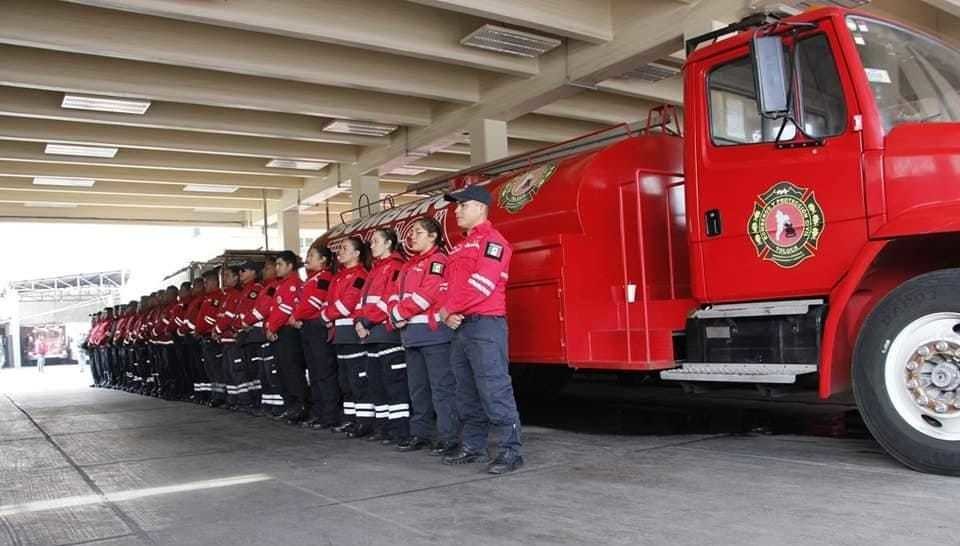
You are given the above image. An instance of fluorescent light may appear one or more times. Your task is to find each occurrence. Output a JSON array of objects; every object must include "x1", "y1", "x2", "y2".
[
  {"x1": 325, "y1": 120, "x2": 398, "y2": 137},
  {"x1": 183, "y1": 184, "x2": 239, "y2": 194},
  {"x1": 61, "y1": 94, "x2": 151, "y2": 115},
  {"x1": 461, "y1": 24, "x2": 561, "y2": 58},
  {"x1": 24, "y1": 202, "x2": 78, "y2": 208},
  {"x1": 266, "y1": 159, "x2": 328, "y2": 170},
  {"x1": 387, "y1": 166, "x2": 427, "y2": 176},
  {"x1": 33, "y1": 176, "x2": 96, "y2": 188},
  {"x1": 44, "y1": 143, "x2": 119, "y2": 158}
]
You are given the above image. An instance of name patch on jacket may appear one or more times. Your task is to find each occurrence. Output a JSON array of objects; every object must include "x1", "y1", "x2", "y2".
[
  {"x1": 484, "y1": 242, "x2": 504, "y2": 261},
  {"x1": 430, "y1": 262, "x2": 445, "y2": 275},
  {"x1": 353, "y1": 277, "x2": 365, "y2": 290}
]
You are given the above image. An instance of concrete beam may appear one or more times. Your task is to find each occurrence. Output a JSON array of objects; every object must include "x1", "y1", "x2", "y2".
[
  {"x1": 1, "y1": 0, "x2": 480, "y2": 103},
  {"x1": 0, "y1": 162, "x2": 303, "y2": 190},
  {"x1": 0, "y1": 203, "x2": 247, "y2": 226},
  {"x1": 0, "y1": 141, "x2": 331, "y2": 178},
  {"x1": 0, "y1": 176, "x2": 280, "y2": 200},
  {"x1": 63, "y1": 0, "x2": 538, "y2": 76},
  {"x1": 408, "y1": 0, "x2": 614, "y2": 43},
  {"x1": 0, "y1": 188, "x2": 261, "y2": 210},
  {"x1": 0, "y1": 86, "x2": 389, "y2": 147},
  {"x1": 354, "y1": 0, "x2": 745, "y2": 176},
  {"x1": 0, "y1": 45, "x2": 434, "y2": 126},
  {"x1": 535, "y1": 92, "x2": 657, "y2": 125},
  {"x1": 507, "y1": 114, "x2": 609, "y2": 142},
  {"x1": 468, "y1": 119, "x2": 508, "y2": 166},
  {"x1": 595, "y1": 77, "x2": 683, "y2": 106},
  {"x1": 0, "y1": 118, "x2": 357, "y2": 163}
]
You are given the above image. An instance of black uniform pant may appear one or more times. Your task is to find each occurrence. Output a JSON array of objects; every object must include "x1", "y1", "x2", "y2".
[
  {"x1": 302, "y1": 319, "x2": 340, "y2": 425},
  {"x1": 335, "y1": 343, "x2": 364, "y2": 424},
  {"x1": 251, "y1": 336, "x2": 284, "y2": 415},
  {"x1": 183, "y1": 335, "x2": 208, "y2": 401},
  {"x1": 362, "y1": 343, "x2": 409, "y2": 440},
  {"x1": 276, "y1": 325, "x2": 308, "y2": 411},
  {"x1": 222, "y1": 340, "x2": 246, "y2": 406},
  {"x1": 407, "y1": 343, "x2": 459, "y2": 443},
  {"x1": 201, "y1": 339, "x2": 226, "y2": 402}
]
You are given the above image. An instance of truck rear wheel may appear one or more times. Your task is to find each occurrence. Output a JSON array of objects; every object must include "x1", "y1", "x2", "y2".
[{"x1": 854, "y1": 269, "x2": 960, "y2": 475}]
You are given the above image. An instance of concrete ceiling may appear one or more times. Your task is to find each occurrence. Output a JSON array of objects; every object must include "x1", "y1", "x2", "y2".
[{"x1": 0, "y1": 0, "x2": 955, "y2": 230}]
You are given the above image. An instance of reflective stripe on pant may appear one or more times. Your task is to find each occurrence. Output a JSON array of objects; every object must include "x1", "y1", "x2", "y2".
[
  {"x1": 335, "y1": 343, "x2": 364, "y2": 423},
  {"x1": 302, "y1": 319, "x2": 340, "y2": 425},
  {"x1": 450, "y1": 317, "x2": 522, "y2": 456},
  {"x1": 407, "y1": 342, "x2": 459, "y2": 443}
]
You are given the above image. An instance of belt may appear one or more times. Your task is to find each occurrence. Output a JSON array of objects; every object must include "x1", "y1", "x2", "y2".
[{"x1": 461, "y1": 314, "x2": 504, "y2": 323}]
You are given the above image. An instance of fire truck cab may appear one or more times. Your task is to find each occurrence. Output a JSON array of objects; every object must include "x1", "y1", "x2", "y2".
[{"x1": 675, "y1": 7, "x2": 960, "y2": 474}]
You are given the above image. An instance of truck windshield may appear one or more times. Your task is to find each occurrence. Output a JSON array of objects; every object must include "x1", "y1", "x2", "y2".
[{"x1": 847, "y1": 15, "x2": 960, "y2": 133}]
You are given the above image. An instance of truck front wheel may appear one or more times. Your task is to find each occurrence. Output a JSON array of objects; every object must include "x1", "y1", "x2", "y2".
[{"x1": 854, "y1": 269, "x2": 960, "y2": 475}]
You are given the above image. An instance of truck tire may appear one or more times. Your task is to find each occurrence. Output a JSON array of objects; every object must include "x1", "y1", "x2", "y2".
[{"x1": 854, "y1": 268, "x2": 960, "y2": 475}]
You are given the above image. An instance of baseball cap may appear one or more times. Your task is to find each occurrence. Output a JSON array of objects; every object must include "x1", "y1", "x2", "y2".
[{"x1": 443, "y1": 185, "x2": 491, "y2": 206}]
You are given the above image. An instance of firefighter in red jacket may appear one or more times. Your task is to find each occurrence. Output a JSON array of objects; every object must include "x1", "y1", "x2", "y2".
[
  {"x1": 241, "y1": 255, "x2": 284, "y2": 416},
  {"x1": 216, "y1": 265, "x2": 244, "y2": 409},
  {"x1": 355, "y1": 228, "x2": 407, "y2": 443},
  {"x1": 266, "y1": 250, "x2": 308, "y2": 424},
  {"x1": 196, "y1": 269, "x2": 226, "y2": 406},
  {"x1": 229, "y1": 261, "x2": 265, "y2": 411},
  {"x1": 320, "y1": 236, "x2": 369, "y2": 434},
  {"x1": 291, "y1": 245, "x2": 339, "y2": 429},
  {"x1": 181, "y1": 278, "x2": 209, "y2": 403},
  {"x1": 439, "y1": 185, "x2": 523, "y2": 474},
  {"x1": 388, "y1": 217, "x2": 459, "y2": 455}
]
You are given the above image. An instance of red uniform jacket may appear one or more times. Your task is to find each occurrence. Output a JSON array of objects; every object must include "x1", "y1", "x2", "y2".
[
  {"x1": 266, "y1": 274, "x2": 302, "y2": 333},
  {"x1": 389, "y1": 246, "x2": 448, "y2": 327},
  {"x1": 215, "y1": 287, "x2": 243, "y2": 341},
  {"x1": 293, "y1": 269, "x2": 333, "y2": 321},
  {"x1": 181, "y1": 295, "x2": 205, "y2": 335},
  {"x1": 319, "y1": 264, "x2": 368, "y2": 326},
  {"x1": 195, "y1": 290, "x2": 225, "y2": 337},
  {"x1": 355, "y1": 253, "x2": 404, "y2": 328},
  {"x1": 243, "y1": 278, "x2": 278, "y2": 328},
  {"x1": 441, "y1": 220, "x2": 511, "y2": 316},
  {"x1": 233, "y1": 280, "x2": 264, "y2": 331}
]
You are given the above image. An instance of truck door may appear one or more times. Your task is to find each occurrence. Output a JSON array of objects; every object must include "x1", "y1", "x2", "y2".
[{"x1": 691, "y1": 25, "x2": 868, "y2": 302}]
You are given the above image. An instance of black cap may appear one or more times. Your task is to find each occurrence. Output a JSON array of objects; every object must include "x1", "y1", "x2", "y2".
[
  {"x1": 443, "y1": 185, "x2": 491, "y2": 206},
  {"x1": 238, "y1": 259, "x2": 262, "y2": 271}
]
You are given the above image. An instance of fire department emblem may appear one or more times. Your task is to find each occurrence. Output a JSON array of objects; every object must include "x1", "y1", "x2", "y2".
[
  {"x1": 498, "y1": 163, "x2": 557, "y2": 213},
  {"x1": 748, "y1": 181, "x2": 824, "y2": 268}
]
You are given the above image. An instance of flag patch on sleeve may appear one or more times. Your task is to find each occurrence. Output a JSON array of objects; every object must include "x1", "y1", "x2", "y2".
[{"x1": 430, "y1": 262, "x2": 445, "y2": 275}]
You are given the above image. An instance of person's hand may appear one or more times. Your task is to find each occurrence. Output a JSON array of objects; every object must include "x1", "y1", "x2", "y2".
[
  {"x1": 355, "y1": 322, "x2": 369, "y2": 339},
  {"x1": 265, "y1": 330, "x2": 278, "y2": 342},
  {"x1": 394, "y1": 320, "x2": 408, "y2": 329},
  {"x1": 438, "y1": 308, "x2": 449, "y2": 322},
  {"x1": 291, "y1": 320, "x2": 303, "y2": 329},
  {"x1": 444, "y1": 314, "x2": 463, "y2": 330}
]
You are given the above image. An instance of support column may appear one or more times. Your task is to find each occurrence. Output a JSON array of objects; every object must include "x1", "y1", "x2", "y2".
[
  {"x1": 278, "y1": 208, "x2": 301, "y2": 252},
  {"x1": 345, "y1": 166, "x2": 381, "y2": 219},
  {"x1": 468, "y1": 119, "x2": 508, "y2": 166}
]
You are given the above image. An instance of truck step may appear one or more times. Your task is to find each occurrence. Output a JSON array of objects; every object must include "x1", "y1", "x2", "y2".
[{"x1": 660, "y1": 363, "x2": 817, "y2": 384}]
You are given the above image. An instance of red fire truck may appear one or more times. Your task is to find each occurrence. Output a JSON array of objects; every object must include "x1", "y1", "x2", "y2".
[{"x1": 319, "y1": 7, "x2": 960, "y2": 475}]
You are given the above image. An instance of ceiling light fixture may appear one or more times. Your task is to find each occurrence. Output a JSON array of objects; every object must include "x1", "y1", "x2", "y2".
[
  {"x1": 387, "y1": 166, "x2": 427, "y2": 176},
  {"x1": 461, "y1": 24, "x2": 561, "y2": 58},
  {"x1": 266, "y1": 159, "x2": 328, "y2": 171},
  {"x1": 33, "y1": 176, "x2": 96, "y2": 188},
  {"x1": 183, "y1": 184, "x2": 239, "y2": 194},
  {"x1": 324, "y1": 120, "x2": 398, "y2": 137},
  {"x1": 24, "y1": 202, "x2": 79, "y2": 208},
  {"x1": 44, "y1": 143, "x2": 119, "y2": 158},
  {"x1": 61, "y1": 94, "x2": 152, "y2": 115}
]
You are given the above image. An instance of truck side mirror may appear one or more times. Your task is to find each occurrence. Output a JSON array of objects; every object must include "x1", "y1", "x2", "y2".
[{"x1": 752, "y1": 35, "x2": 789, "y2": 117}]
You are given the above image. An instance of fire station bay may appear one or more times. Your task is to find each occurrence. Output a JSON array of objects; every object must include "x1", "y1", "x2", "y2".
[{"x1": 6, "y1": 1, "x2": 960, "y2": 544}]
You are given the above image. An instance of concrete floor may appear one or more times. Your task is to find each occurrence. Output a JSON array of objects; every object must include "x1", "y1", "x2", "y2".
[{"x1": 0, "y1": 366, "x2": 956, "y2": 546}]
